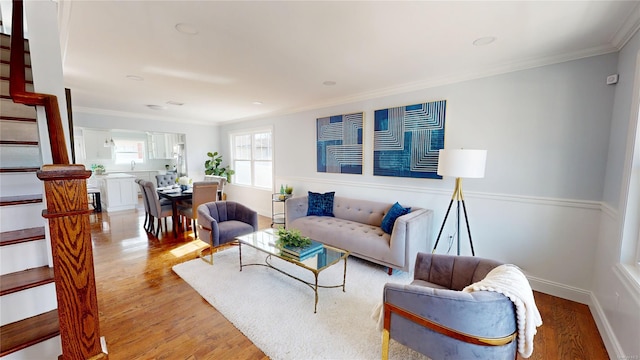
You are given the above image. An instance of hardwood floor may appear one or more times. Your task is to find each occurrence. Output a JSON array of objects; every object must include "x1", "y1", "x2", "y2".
[{"x1": 90, "y1": 201, "x2": 608, "y2": 359}]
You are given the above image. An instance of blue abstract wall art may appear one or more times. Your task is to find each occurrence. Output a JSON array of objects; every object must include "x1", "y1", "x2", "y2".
[
  {"x1": 316, "y1": 112, "x2": 363, "y2": 174},
  {"x1": 373, "y1": 100, "x2": 446, "y2": 179}
]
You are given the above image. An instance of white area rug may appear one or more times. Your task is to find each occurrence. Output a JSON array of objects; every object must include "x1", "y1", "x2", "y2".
[{"x1": 172, "y1": 246, "x2": 430, "y2": 360}]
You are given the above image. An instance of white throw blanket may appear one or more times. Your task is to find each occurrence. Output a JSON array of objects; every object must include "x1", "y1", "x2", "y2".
[{"x1": 463, "y1": 264, "x2": 542, "y2": 358}]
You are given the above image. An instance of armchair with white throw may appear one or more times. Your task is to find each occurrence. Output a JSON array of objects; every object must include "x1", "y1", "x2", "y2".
[{"x1": 381, "y1": 253, "x2": 541, "y2": 360}]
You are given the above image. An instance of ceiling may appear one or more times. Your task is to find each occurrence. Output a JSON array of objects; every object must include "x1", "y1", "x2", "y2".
[{"x1": 58, "y1": 1, "x2": 640, "y2": 125}]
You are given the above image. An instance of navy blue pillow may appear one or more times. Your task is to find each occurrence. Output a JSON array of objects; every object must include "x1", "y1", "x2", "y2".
[
  {"x1": 307, "y1": 191, "x2": 335, "y2": 217},
  {"x1": 381, "y1": 202, "x2": 411, "y2": 234}
]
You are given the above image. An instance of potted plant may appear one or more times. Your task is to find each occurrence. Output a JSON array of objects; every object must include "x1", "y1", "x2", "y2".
[
  {"x1": 204, "y1": 151, "x2": 235, "y2": 183},
  {"x1": 275, "y1": 228, "x2": 311, "y2": 248}
]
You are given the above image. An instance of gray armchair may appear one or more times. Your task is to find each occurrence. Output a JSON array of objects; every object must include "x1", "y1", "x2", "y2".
[
  {"x1": 196, "y1": 201, "x2": 258, "y2": 264},
  {"x1": 382, "y1": 253, "x2": 518, "y2": 360}
]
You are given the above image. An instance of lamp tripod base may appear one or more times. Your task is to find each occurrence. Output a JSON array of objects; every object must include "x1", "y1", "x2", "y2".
[{"x1": 431, "y1": 178, "x2": 476, "y2": 256}]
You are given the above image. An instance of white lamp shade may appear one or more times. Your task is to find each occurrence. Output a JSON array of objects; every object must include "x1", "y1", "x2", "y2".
[{"x1": 437, "y1": 149, "x2": 487, "y2": 178}]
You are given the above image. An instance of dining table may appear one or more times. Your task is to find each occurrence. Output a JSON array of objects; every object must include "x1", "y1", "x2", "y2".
[
  {"x1": 157, "y1": 186, "x2": 192, "y2": 236},
  {"x1": 156, "y1": 185, "x2": 223, "y2": 236}
]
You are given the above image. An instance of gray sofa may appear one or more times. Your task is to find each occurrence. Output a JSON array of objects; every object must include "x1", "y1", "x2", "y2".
[{"x1": 285, "y1": 196, "x2": 432, "y2": 272}]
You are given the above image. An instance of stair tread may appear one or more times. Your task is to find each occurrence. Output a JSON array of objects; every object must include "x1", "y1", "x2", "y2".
[
  {"x1": 0, "y1": 266, "x2": 54, "y2": 296},
  {"x1": 0, "y1": 76, "x2": 33, "y2": 84},
  {"x1": 0, "y1": 310, "x2": 59, "y2": 357},
  {"x1": 0, "y1": 116, "x2": 37, "y2": 122},
  {"x1": 0, "y1": 140, "x2": 39, "y2": 146},
  {"x1": 0, "y1": 167, "x2": 40, "y2": 173},
  {"x1": 0, "y1": 59, "x2": 31, "y2": 68},
  {"x1": 0, "y1": 194, "x2": 42, "y2": 206},
  {"x1": 0, "y1": 226, "x2": 45, "y2": 246}
]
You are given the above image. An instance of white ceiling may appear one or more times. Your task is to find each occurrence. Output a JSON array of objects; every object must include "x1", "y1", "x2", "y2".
[{"x1": 58, "y1": 1, "x2": 640, "y2": 125}]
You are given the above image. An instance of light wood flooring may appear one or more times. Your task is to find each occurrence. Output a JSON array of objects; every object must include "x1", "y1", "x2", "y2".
[{"x1": 90, "y1": 201, "x2": 608, "y2": 359}]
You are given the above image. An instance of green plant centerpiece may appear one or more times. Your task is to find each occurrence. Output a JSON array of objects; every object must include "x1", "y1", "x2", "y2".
[
  {"x1": 275, "y1": 228, "x2": 311, "y2": 249},
  {"x1": 204, "y1": 151, "x2": 235, "y2": 182}
]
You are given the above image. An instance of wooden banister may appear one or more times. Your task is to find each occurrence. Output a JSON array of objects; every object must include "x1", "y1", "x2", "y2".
[
  {"x1": 9, "y1": 0, "x2": 69, "y2": 164},
  {"x1": 8, "y1": 1, "x2": 107, "y2": 359},
  {"x1": 37, "y1": 165, "x2": 107, "y2": 360}
]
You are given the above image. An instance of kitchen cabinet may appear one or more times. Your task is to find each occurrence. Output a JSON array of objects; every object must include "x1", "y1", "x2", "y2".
[
  {"x1": 83, "y1": 129, "x2": 112, "y2": 160},
  {"x1": 148, "y1": 133, "x2": 183, "y2": 159},
  {"x1": 119, "y1": 170, "x2": 161, "y2": 194},
  {"x1": 97, "y1": 173, "x2": 138, "y2": 212}
]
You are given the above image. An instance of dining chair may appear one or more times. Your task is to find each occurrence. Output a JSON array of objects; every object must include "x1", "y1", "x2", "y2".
[
  {"x1": 178, "y1": 182, "x2": 218, "y2": 238},
  {"x1": 204, "y1": 175, "x2": 227, "y2": 200},
  {"x1": 142, "y1": 180, "x2": 173, "y2": 237},
  {"x1": 135, "y1": 179, "x2": 151, "y2": 232},
  {"x1": 155, "y1": 173, "x2": 177, "y2": 187}
]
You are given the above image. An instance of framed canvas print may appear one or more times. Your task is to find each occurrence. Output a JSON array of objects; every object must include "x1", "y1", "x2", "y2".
[
  {"x1": 373, "y1": 100, "x2": 446, "y2": 179},
  {"x1": 316, "y1": 112, "x2": 363, "y2": 174}
]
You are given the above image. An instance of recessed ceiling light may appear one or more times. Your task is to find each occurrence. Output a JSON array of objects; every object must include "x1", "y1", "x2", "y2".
[
  {"x1": 323, "y1": 80, "x2": 337, "y2": 86},
  {"x1": 175, "y1": 23, "x2": 199, "y2": 35},
  {"x1": 166, "y1": 101, "x2": 184, "y2": 106},
  {"x1": 147, "y1": 104, "x2": 167, "y2": 111},
  {"x1": 473, "y1": 36, "x2": 496, "y2": 46},
  {"x1": 126, "y1": 75, "x2": 144, "y2": 81},
  {"x1": 252, "y1": 101, "x2": 263, "y2": 105}
]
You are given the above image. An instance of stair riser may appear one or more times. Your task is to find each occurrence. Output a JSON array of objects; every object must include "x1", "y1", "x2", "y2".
[
  {"x1": 0, "y1": 35, "x2": 30, "y2": 50},
  {"x1": 1, "y1": 336, "x2": 61, "y2": 360},
  {"x1": 0, "y1": 173, "x2": 42, "y2": 197},
  {"x1": 0, "y1": 240, "x2": 49, "y2": 275},
  {"x1": 0, "y1": 99, "x2": 37, "y2": 119},
  {"x1": 0, "y1": 203, "x2": 45, "y2": 233},
  {"x1": 1, "y1": 80, "x2": 34, "y2": 96},
  {"x1": 0, "y1": 62, "x2": 33, "y2": 82},
  {"x1": 0, "y1": 49, "x2": 31, "y2": 64},
  {"x1": 0, "y1": 120, "x2": 38, "y2": 142},
  {"x1": 0, "y1": 283, "x2": 57, "y2": 326},
  {"x1": 0, "y1": 145, "x2": 42, "y2": 168}
]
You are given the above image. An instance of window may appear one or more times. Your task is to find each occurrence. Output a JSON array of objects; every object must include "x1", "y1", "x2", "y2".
[
  {"x1": 114, "y1": 139, "x2": 145, "y2": 164},
  {"x1": 231, "y1": 129, "x2": 273, "y2": 189}
]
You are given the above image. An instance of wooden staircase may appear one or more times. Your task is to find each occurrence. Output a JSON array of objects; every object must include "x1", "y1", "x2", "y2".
[
  {"x1": 1, "y1": 1, "x2": 108, "y2": 358},
  {"x1": 0, "y1": 32, "x2": 63, "y2": 358}
]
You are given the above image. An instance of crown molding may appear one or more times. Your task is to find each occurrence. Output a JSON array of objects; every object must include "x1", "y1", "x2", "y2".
[
  {"x1": 611, "y1": 1, "x2": 640, "y2": 50},
  {"x1": 72, "y1": 106, "x2": 214, "y2": 126},
  {"x1": 230, "y1": 44, "x2": 620, "y2": 124}
]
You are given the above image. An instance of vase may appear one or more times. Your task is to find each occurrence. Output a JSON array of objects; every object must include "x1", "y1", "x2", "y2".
[{"x1": 180, "y1": 185, "x2": 188, "y2": 191}]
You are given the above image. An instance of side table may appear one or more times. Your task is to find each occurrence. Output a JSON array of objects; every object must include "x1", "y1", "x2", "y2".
[{"x1": 271, "y1": 193, "x2": 291, "y2": 227}]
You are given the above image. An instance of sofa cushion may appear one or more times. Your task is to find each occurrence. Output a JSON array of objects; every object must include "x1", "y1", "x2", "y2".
[
  {"x1": 307, "y1": 191, "x2": 335, "y2": 217},
  {"x1": 289, "y1": 216, "x2": 404, "y2": 267},
  {"x1": 381, "y1": 202, "x2": 411, "y2": 234}
]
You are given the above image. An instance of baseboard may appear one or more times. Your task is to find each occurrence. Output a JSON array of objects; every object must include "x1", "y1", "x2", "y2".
[
  {"x1": 589, "y1": 292, "x2": 625, "y2": 360},
  {"x1": 526, "y1": 275, "x2": 591, "y2": 304}
]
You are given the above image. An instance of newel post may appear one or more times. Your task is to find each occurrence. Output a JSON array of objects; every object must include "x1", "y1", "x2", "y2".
[{"x1": 37, "y1": 164, "x2": 108, "y2": 360}]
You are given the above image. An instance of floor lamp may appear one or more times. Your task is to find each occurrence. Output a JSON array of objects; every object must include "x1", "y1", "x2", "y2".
[{"x1": 432, "y1": 149, "x2": 487, "y2": 256}]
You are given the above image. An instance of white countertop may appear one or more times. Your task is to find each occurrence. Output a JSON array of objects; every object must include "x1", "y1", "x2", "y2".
[
  {"x1": 99, "y1": 173, "x2": 136, "y2": 178},
  {"x1": 103, "y1": 170, "x2": 163, "y2": 174}
]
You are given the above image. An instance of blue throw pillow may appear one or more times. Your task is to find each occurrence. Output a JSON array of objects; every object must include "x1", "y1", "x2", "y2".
[
  {"x1": 307, "y1": 191, "x2": 335, "y2": 217},
  {"x1": 381, "y1": 202, "x2": 411, "y2": 234}
]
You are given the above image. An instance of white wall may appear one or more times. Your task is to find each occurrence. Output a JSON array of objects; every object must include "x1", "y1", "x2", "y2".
[
  {"x1": 25, "y1": 0, "x2": 71, "y2": 164},
  {"x1": 593, "y1": 29, "x2": 640, "y2": 359},
  {"x1": 73, "y1": 111, "x2": 219, "y2": 182},
  {"x1": 222, "y1": 53, "x2": 618, "y2": 301}
]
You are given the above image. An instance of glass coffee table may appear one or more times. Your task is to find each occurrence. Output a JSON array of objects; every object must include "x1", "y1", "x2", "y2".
[{"x1": 236, "y1": 228, "x2": 349, "y2": 313}]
